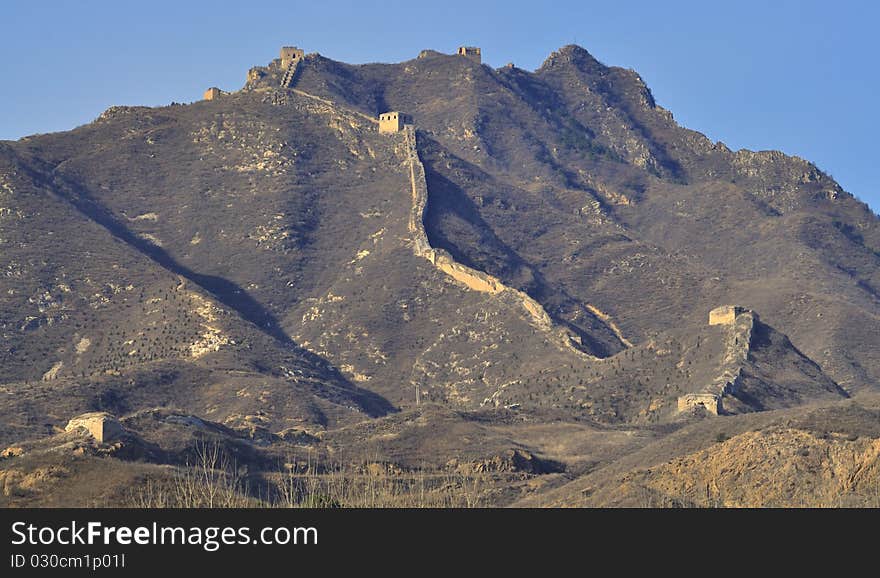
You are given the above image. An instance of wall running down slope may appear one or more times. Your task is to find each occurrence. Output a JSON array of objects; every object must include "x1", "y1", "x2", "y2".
[
  {"x1": 280, "y1": 58, "x2": 301, "y2": 89},
  {"x1": 677, "y1": 310, "x2": 755, "y2": 415},
  {"x1": 277, "y1": 62, "x2": 619, "y2": 361},
  {"x1": 402, "y1": 125, "x2": 598, "y2": 360}
]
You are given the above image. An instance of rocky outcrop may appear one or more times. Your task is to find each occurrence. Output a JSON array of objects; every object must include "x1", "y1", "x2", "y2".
[
  {"x1": 445, "y1": 449, "x2": 562, "y2": 475},
  {"x1": 0, "y1": 465, "x2": 69, "y2": 499},
  {"x1": 635, "y1": 427, "x2": 880, "y2": 507}
]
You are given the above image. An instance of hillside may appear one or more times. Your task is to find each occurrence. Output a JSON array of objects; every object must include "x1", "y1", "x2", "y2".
[{"x1": 0, "y1": 44, "x2": 877, "y2": 507}]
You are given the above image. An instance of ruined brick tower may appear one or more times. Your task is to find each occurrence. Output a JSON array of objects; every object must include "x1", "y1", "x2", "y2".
[
  {"x1": 378, "y1": 111, "x2": 413, "y2": 134},
  {"x1": 708, "y1": 305, "x2": 745, "y2": 326},
  {"x1": 65, "y1": 412, "x2": 125, "y2": 443},
  {"x1": 280, "y1": 46, "x2": 305, "y2": 69},
  {"x1": 203, "y1": 87, "x2": 221, "y2": 101},
  {"x1": 457, "y1": 46, "x2": 481, "y2": 63}
]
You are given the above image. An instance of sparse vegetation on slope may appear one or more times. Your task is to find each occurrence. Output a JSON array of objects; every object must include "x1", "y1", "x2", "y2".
[{"x1": 1, "y1": 44, "x2": 878, "y2": 507}]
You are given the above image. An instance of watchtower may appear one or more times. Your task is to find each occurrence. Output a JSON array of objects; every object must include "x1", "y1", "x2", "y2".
[
  {"x1": 203, "y1": 87, "x2": 221, "y2": 101},
  {"x1": 708, "y1": 305, "x2": 745, "y2": 326},
  {"x1": 457, "y1": 46, "x2": 482, "y2": 64},
  {"x1": 378, "y1": 111, "x2": 413, "y2": 134},
  {"x1": 280, "y1": 46, "x2": 305, "y2": 69},
  {"x1": 677, "y1": 393, "x2": 721, "y2": 415},
  {"x1": 65, "y1": 412, "x2": 125, "y2": 444}
]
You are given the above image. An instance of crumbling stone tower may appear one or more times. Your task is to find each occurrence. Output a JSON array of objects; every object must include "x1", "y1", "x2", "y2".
[
  {"x1": 379, "y1": 111, "x2": 413, "y2": 134},
  {"x1": 457, "y1": 46, "x2": 482, "y2": 63},
  {"x1": 65, "y1": 412, "x2": 125, "y2": 443},
  {"x1": 280, "y1": 46, "x2": 305, "y2": 69},
  {"x1": 203, "y1": 87, "x2": 221, "y2": 101},
  {"x1": 709, "y1": 305, "x2": 745, "y2": 326}
]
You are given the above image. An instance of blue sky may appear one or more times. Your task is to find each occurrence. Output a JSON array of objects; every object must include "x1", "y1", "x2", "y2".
[{"x1": 2, "y1": 1, "x2": 876, "y2": 210}]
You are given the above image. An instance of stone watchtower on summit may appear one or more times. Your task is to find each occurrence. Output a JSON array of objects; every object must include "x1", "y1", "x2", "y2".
[
  {"x1": 280, "y1": 46, "x2": 305, "y2": 69},
  {"x1": 279, "y1": 46, "x2": 306, "y2": 88},
  {"x1": 457, "y1": 46, "x2": 481, "y2": 63},
  {"x1": 203, "y1": 87, "x2": 221, "y2": 101}
]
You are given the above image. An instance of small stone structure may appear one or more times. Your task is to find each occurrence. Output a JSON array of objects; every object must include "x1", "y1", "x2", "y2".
[
  {"x1": 457, "y1": 46, "x2": 482, "y2": 63},
  {"x1": 280, "y1": 46, "x2": 305, "y2": 69},
  {"x1": 203, "y1": 87, "x2": 221, "y2": 101},
  {"x1": 709, "y1": 305, "x2": 745, "y2": 326},
  {"x1": 64, "y1": 412, "x2": 125, "y2": 443},
  {"x1": 379, "y1": 111, "x2": 413, "y2": 134},
  {"x1": 676, "y1": 393, "x2": 721, "y2": 415}
]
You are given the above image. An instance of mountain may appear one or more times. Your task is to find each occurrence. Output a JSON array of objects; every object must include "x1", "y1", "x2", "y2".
[{"x1": 0, "y1": 44, "x2": 877, "y2": 507}]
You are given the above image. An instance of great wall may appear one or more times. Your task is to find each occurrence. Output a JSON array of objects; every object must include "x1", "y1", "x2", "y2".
[
  {"x1": 401, "y1": 124, "x2": 605, "y2": 359},
  {"x1": 677, "y1": 305, "x2": 756, "y2": 415},
  {"x1": 584, "y1": 303, "x2": 634, "y2": 348},
  {"x1": 206, "y1": 45, "x2": 630, "y2": 361}
]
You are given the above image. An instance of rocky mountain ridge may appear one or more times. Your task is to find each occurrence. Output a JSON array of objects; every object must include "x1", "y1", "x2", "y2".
[{"x1": 0, "y1": 43, "x2": 877, "y2": 506}]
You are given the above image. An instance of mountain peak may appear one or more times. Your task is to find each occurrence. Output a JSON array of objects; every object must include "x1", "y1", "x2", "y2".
[{"x1": 539, "y1": 44, "x2": 604, "y2": 71}]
